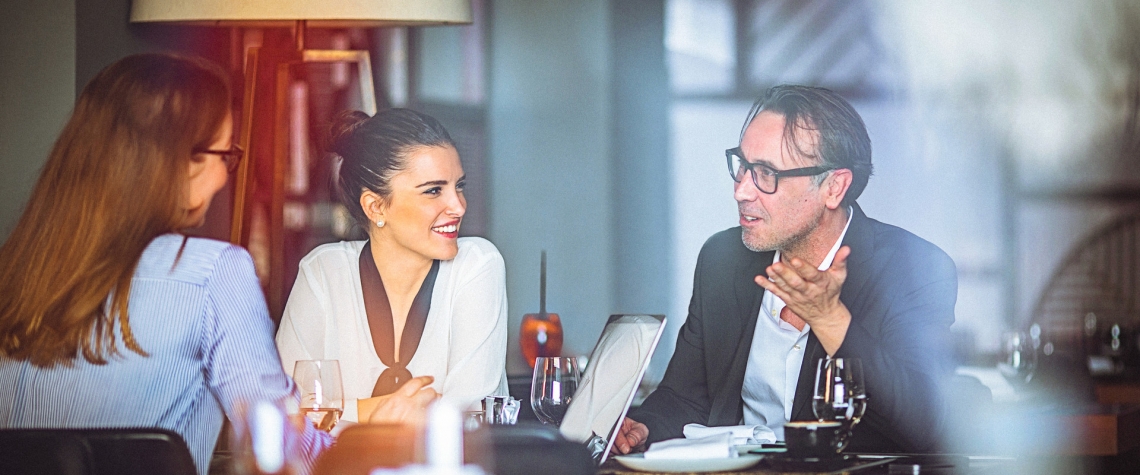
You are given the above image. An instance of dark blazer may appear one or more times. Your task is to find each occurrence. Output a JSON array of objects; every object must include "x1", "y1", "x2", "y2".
[{"x1": 630, "y1": 204, "x2": 957, "y2": 452}]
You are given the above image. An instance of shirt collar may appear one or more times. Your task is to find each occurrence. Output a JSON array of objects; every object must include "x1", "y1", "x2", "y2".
[{"x1": 764, "y1": 207, "x2": 854, "y2": 333}]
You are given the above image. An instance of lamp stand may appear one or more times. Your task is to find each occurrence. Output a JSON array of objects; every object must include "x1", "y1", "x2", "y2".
[{"x1": 230, "y1": 22, "x2": 379, "y2": 318}]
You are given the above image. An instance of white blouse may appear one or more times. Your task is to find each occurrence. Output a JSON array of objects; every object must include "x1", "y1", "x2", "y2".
[{"x1": 276, "y1": 237, "x2": 509, "y2": 421}]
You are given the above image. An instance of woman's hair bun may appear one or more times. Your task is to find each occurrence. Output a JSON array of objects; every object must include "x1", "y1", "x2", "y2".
[{"x1": 328, "y1": 110, "x2": 372, "y2": 158}]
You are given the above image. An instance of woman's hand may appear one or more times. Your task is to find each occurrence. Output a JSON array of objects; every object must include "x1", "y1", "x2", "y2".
[{"x1": 358, "y1": 376, "x2": 440, "y2": 425}]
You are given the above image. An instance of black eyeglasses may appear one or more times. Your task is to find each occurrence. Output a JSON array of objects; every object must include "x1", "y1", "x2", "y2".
[
  {"x1": 193, "y1": 144, "x2": 245, "y2": 173},
  {"x1": 726, "y1": 147, "x2": 834, "y2": 194}
]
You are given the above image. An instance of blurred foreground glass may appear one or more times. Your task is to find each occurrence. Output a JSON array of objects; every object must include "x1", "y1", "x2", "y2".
[
  {"x1": 531, "y1": 356, "x2": 580, "y2": 425},
  {"x1": 999, "y1": 326, "x2": 1040, "y2": 384},
  {"x1": 232, "y1": 399, "x2": 302, "y2": 475},
  {"x1": 812, "y1": 357, "x2": 865, "y2": 452},
  {"x1": 293, "y1": 360, "x2": 344, "y2": 432}
]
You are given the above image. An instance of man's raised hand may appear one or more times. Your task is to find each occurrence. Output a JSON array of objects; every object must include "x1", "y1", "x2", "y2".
[{"x1": 755, "y1": 246, "x2": 853, "y2": 354}]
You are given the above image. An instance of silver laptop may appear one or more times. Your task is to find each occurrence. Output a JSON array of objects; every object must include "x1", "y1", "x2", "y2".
[{"x1": 558, "y1": 314, "x2": 666, "y2": 463}]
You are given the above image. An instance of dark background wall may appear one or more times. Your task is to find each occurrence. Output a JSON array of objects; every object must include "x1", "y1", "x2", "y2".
[
  {"x1": 75, "y1": 0, "x2": 230, "y2": 94},
  {"x1": 609, "y1": 0, "x2": 673, "y2": 373},
  {"x1": 0, "y1": 0, "x2": 75, "y2": 239}
]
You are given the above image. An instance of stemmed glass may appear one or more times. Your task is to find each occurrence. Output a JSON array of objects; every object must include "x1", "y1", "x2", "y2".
[
  {"x1": 530, "y1": 356, "x2": 580, "y2": 425},
  {"x1": 999, "y1": 325, "x2": 1040, "y2": 384},
  {"x1": 812, "y1": 357, "x2": 866, "y2": 450},
  {"x1": 293, "y1": 360, "x2": 344, "y2": 432}
]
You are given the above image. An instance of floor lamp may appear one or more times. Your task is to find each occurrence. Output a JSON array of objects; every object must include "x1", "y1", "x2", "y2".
[{"x1": 131, "y1": 0, "x2": 472, "y2": 316}]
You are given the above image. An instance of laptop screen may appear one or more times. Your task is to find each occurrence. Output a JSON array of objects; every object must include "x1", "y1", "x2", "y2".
[{"x1": 558, "y1": 314, "x2": 666, "y2": 463}]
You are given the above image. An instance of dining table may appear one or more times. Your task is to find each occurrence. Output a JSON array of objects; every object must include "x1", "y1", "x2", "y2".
[
  {"x1": 589, "y1": 403, "x2": 1140, "y2": 475},
  {"x1": 596, "y1": 453, "x2": 1017, "y2": 475}
]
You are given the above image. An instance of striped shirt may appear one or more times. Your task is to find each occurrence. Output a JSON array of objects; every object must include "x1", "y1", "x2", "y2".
[{"x1": 0, "y1": 234, "x2": 332, "y2": 474}]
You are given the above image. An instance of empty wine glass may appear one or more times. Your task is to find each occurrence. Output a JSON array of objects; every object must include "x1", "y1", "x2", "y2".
[
  {"x1": 999, "y1": 325, "x2": 1041, "y2": 383},
  {"x1": 530, "y1": 356, "x2": 580, "y2": 425},
  {"x1": 812, "y1": 357, "x2": 865, "y2": 452},
  {"x1": 293, "y1": 360, "x2": 344, "y2": 432}
]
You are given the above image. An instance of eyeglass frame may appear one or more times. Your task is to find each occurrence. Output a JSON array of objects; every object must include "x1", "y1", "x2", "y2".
[
  {"x1": 725, "y1": 147, "x2": 836, "y2": 194},
  {"x1": 192, "y1": 143, "x2": 245, "y2": 173}
]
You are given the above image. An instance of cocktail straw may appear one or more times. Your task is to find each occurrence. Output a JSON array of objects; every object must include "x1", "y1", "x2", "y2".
[{"x1": 540, "y1": 250, "x2": 547, "y2": 316}]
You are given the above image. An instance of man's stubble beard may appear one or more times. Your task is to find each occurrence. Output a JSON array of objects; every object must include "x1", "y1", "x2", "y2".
[{"x1": 740, "y1": 205, "x2": 823, "y2": 254}]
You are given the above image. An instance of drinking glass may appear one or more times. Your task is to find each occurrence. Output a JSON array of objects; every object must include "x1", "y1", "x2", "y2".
[
  {"x1": 231, "y1": 399, "x2": 302, "y2": 475},
  {"x1": 999, "y1": 325, "x2": 1041, "y2": 383},
  {"x1": 812, "y1": 357, "x2": 866, "y2": 449},
  {"x1": 483, "y1": 396, "x2": 521, "y2": 425},
  {"x1": 530, "y1": 356, "x2": 580, "y2": 425},
  {"x1": 293, "y1": 360, "x2": 344, "y2": 432}
]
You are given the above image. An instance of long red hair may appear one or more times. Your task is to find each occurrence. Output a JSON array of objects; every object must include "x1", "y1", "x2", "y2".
[{"x1": 0, "y1": 53, "x2": 231, "y2": 366}]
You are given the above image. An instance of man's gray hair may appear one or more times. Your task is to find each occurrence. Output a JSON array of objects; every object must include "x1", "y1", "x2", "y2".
[{"x1": 740, "y1": 85, "x2": 874, "y2": 207}]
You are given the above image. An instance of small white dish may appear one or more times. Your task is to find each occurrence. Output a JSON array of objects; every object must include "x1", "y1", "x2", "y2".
[{"x1": 612, "y1": 454, "x2": 763, "y2": 473}]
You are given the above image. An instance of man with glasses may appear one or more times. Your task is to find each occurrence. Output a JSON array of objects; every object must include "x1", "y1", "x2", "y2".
[{"x1": 615, "y1": 85, "x2": 957, "y2": 454}]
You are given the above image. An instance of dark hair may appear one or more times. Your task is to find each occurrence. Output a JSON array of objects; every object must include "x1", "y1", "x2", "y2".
[
  {"x1": 740, "y1": 85, "x2": 873, "y2": 206},
  {"x1": 0, "y1": 53, "x2": 231, "y2": 366},
  {"x1": 329, "y1": 109, "x2": 456, "y2": 227}
]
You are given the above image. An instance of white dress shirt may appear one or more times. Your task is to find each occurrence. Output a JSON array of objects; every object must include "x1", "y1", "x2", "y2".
[
  {"x1": 276, "y1": 237, "x2": 509, "y2": 421},
  {"x1": 741, "y1": 208, "x2": 852, "y2": 440}
]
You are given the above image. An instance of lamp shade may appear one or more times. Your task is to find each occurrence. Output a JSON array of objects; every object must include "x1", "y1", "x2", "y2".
[{"x1": 130, "y1": 0, "x2": 472, "y2": 27}]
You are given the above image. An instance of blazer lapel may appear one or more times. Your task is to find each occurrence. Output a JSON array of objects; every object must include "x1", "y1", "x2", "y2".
[
  {"x1": 838, "y1": 204, "x2": 874, "y2": 305},
  {"x1": 710, "y1": 245, "x2": 772, "y2": 425}
]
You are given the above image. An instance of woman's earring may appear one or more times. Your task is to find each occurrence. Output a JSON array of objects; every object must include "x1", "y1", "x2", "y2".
[{"x1": 376, "y1": 219, "x2": 385, "y2": 228}]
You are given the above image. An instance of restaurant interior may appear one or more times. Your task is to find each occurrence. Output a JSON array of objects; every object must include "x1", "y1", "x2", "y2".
[{"x1": 3, "y1": 0, "x2": 1140, "y2": 474}]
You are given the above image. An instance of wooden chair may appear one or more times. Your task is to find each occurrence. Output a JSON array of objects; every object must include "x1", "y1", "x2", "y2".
[
  {"x1": 312, "y1": 423, "x2": 594, "y2": 475},
  {"x1": 313, "y1": 424, "x2": 421, "y2": 475}
]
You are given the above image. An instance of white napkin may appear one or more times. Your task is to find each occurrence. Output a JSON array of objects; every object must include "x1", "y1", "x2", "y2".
[
  {"x1": 682, "y1": 424, "x2": 776, "y2": 445},
  {"x1": 643, "y1": 433, "x2": 736, "y2": 460}
]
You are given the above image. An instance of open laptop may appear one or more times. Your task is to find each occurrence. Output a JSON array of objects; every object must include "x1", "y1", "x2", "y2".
[{"x1": 558, "y1": 314, "x2": 666, "y2": 464}]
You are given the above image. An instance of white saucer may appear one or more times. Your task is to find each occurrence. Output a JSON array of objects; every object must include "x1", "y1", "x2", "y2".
[{"x1": 612, "y1": 454, "x2": 763, "y2": 473}]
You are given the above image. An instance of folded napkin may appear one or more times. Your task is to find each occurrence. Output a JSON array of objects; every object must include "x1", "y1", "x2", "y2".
[
  {"x1": 682, "y1": 424, "x2": 776, "y2": 445},
  {"x1": 643, "y1": 433, "x2": 736, "y2": 460}
]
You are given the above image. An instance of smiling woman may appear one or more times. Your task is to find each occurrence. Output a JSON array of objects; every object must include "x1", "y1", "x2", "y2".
[{"x1": 275, "y1": 109, "x2": 509, "y2": 422}]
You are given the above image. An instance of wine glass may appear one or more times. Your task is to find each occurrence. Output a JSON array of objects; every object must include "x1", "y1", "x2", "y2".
[
  {"x1": 530, "y1": 356, "x2": 580, "y2": 425},
  {"x1": 812, "y1": 357, "x2": 865, "y2": 451},
  {"x1": 999, "y1": 325, "x2": 1041, "y2": 384},
  {"x1": 293, "y1": 360, "x2": 344, "y2": 432}
]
